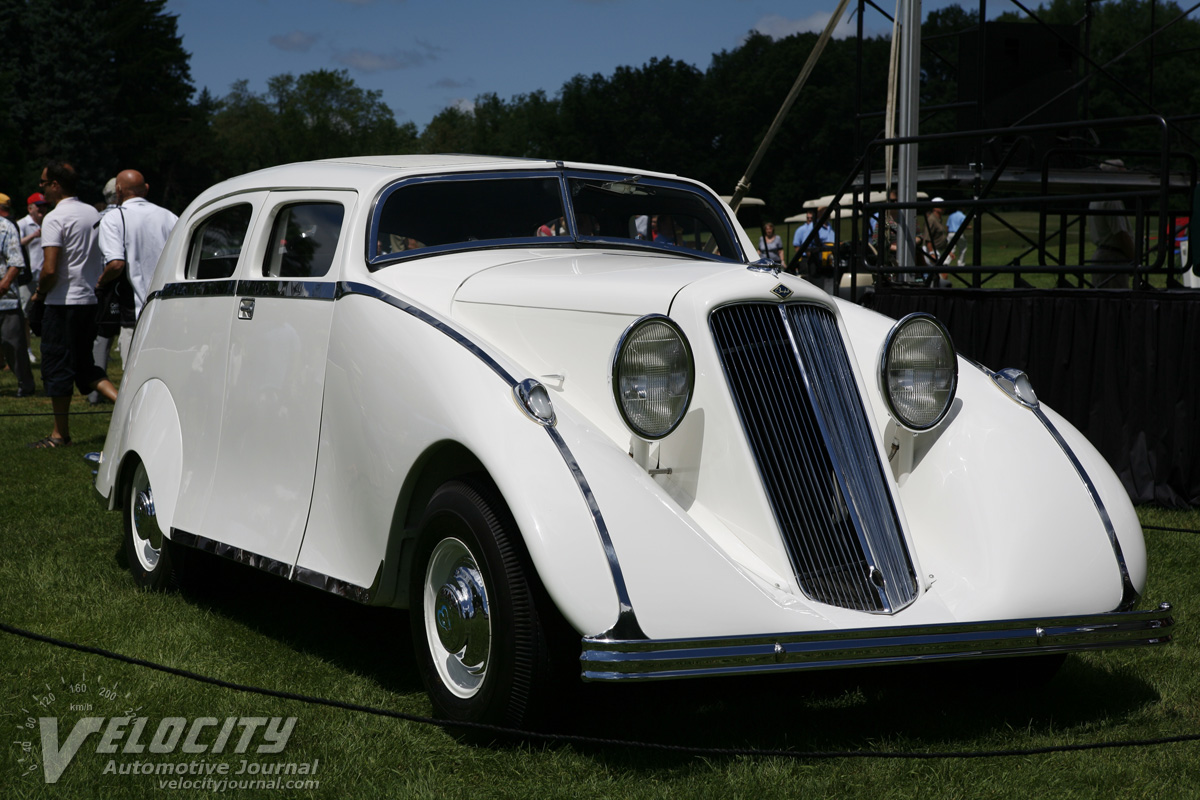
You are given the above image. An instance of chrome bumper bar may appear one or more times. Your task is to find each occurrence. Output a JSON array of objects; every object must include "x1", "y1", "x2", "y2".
[{"x1": 580, "y1": 603, "x2": 1174, "y2": 681}]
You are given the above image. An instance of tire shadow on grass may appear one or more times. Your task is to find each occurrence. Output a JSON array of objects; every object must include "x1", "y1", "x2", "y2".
[{"x1": 158, "y1": 549, "x2": 424, "y2": 697}]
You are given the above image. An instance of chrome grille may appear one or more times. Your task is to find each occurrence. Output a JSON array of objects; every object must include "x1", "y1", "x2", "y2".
[{"x1": 710, "y1": 302, "x2": 918, "y2": 613}]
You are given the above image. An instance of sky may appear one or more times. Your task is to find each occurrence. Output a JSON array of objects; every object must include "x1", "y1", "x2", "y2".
[{"x1": 165, "y1": 0, "x2": 977, "y2": 132}]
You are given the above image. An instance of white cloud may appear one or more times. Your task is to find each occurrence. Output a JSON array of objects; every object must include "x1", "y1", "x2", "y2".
[
  {"x1": 269, "y1": 30, "x2": 319, "y2": 53},
  {"x1": 451, "y1": 97, "x2": 476, "y2": 115},
  {"x1": 751, "y1": 12, "x2": 862, "y2": 41},
  {"x1": 334, "y1": 40, "x2": 444, "y2": 73}
]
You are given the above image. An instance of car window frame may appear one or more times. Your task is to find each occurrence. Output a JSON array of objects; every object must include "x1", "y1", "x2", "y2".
[
  {"x1": 366, "y1": 168, "x2": 745, "y2": 270},
  {"x1": 183, "y1": 200, "x2": 259, "y2": 282},
  {"x1": 256, "y1": 191, "x2": 355, "y2": 282}
]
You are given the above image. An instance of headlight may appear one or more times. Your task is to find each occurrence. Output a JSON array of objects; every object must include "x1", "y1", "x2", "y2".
[
  {"x1": 879, "y1": 313, "x2": 958, "y2": 431},
  {"x1": 612, "y1": 315, "x2": 694, "y2": 440}
]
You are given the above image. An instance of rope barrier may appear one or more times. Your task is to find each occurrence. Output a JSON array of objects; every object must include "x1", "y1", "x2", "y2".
[
  {"x1": 0, "y1": 409, "x2": 113, "y2": 417},
  {"x1": 2, "y1": 619, "x2": 1198, "y2": 760},
  {"x1": 1143, "y1": 524, "x2": 1200, "y2": 534}
]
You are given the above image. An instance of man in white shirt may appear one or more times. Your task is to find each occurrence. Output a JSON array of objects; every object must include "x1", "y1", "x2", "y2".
[
  {"x1": 28, "y1": 161, "x2": 118, "y2": 448},
  {"x1": 17, "y1": 192, "x2": 50, "y2": 363},
  {"x1": 97, "y1": 169, "x2": 178, "y2": 363},
  {"x1": 0, "y1": 193, "x2": 35, "y2": 396}
]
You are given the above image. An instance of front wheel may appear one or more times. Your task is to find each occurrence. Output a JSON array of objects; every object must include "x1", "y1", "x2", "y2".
[
  {"x1": 410, "y1": 480, "x2": 558, "y2": 731},
  {"x1": 123, "y1": 460, "x2": 179, "y2": 590}
]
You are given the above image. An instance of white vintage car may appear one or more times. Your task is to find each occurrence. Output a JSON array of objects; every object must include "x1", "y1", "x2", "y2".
[{"x1": 95, "y1": 155, "x2": 1172, "y2": 729}]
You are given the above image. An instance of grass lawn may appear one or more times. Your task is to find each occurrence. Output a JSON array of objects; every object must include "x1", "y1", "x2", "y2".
[{"x1": 2, "y1": 340, "x2": 1198, "y2": 799}]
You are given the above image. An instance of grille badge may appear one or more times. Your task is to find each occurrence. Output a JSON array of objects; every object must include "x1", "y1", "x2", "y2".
[{"x1": 771, "y1": 284, "x2": 793, "y2": 300}]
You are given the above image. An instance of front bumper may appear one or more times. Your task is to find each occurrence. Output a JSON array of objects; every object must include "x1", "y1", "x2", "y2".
[{"x1": 580, "y1": 604, "x2": 1174, "y2": 681}]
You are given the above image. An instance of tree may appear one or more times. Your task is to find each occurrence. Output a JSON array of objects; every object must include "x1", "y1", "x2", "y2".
[
  {"x1": 210, "y1": 70, "x2": 420, "y2": 180},
  {"x1": 3, "y1": 0, "x2": 196, "y2": 205}
]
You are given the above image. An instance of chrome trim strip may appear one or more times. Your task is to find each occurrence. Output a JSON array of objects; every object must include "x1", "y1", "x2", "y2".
[
  {"x1": 339, "y1": 281, "x2": 646, "y2": 640},
  {"x1": 580, "y1": 604, "x2": 1173, "y2": 681},
  {"x1": 236, "y1": 280, "x2": 338, "y2": 300},
  {"x1": 292, "y1": 565, "x2": 372, "y2": 603},
  {"x1": 337, "y1": 282, "x2": 516, "y2": 385},
  {"x1": 158, "y1": 280, "x2": 337, "y2": 301},
  {"x1": 545, "y1": 426, "x2": 647, "y2": 641},
  {"x1": 160, "y1": 280, "x2": 238, "y2": 299},
  {"x1": 170, "y1": 528, "x2": 374, "y2": 602},
  {"x1": 170, "y1": 528, "x2": 292, "y2": 580},
  {"x1": 1031, "y1": 406, "x2": 1140, "y2": 610}
]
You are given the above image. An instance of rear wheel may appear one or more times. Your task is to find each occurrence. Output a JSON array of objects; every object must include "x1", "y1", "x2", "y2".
[
  {"x1": 123, "y1": 460, "x2": 179, "y2": 590},
  {"x1": 410, "y1": 479, "x2": 557, "y2": 731}
]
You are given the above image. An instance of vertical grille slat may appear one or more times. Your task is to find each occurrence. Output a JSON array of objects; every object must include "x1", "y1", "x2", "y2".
[{"x1": 711, "y1": 303, "x2": 918, "y2": 613}]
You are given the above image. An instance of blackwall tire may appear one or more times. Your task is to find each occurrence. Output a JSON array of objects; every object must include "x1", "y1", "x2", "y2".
[{"x1": 410, "y1": 479, "x2": 557, "y2": 734}]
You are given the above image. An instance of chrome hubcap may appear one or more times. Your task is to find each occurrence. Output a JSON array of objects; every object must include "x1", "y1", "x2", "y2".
[
  {"x1": 130, "y1": 464, "x2": 162, "y2": 571},
  {"x1": 424, "y1": 538, "x2": 490, "y2": 698}
]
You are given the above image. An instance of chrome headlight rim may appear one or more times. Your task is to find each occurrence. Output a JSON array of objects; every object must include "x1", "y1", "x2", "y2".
[
  {"x1": 611, "y1": 314, "x2": 695, "y2": 441},
  {"x1": 879, "y1": 312, "x2": 959, "y2": 432}
]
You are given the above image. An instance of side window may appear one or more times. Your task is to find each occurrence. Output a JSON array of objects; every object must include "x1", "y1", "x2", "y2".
[
  {"x1": 185, "y1": 204, "x2": 253, "y2": 280},
  {"x1": 262, "y1": 203, "x2": 346, "y2": 279}
]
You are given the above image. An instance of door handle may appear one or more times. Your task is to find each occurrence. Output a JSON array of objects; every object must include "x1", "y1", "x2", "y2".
[{"x1": 238, "y1": 297, "x2": 255, "y2": 320}]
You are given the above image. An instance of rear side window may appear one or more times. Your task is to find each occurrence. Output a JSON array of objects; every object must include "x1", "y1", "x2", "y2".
[
  {"x1": 374, "y1": 176, "x2": 564, "y2": 259},
  {"x1": 262, "y1": 203, "x2": 345, "y2": 278},
  {"x1": 186, "y1": 204, "x2": 253, "y2": 280}
]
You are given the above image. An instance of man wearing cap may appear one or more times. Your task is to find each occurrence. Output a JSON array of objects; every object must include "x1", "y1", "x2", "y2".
[
  {"x1": 0, "y1": 193, "x2": 36, "y2": 396},
  {"x1": 96, "y1": 169, "x2": 178, "y2": 364},
  {"x1": 28, "y1": 161, "x2": 118, "y2": 447},
  {"x1": 18, "y1": 192, "x2": 50, "y2": 362},
  {"x1": 924, "y1": 198, "x2": 948, "y2": 263}
]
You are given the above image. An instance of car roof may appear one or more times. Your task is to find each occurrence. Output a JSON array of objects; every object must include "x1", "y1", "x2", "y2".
[{"x1": 185, "y1": 154, "x2": 693, "y2": 218}]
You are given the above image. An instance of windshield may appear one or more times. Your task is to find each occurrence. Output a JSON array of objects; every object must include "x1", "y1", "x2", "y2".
[
  {"x1": 369, "y1": 170, "x2": 742, "y2": 266},
  {"x1": 566, "y1": 175, "x2": 739, "y2": 260}
]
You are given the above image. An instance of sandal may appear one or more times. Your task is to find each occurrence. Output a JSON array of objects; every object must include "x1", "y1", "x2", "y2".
[{"x1": 28, "y1": 436, "x2": 72, "y2": 449}]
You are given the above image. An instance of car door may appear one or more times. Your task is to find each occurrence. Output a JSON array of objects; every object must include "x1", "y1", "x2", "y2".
[
  {"x1": 157, "y1": 194, "x2": 265, "y2": 536},
  {"x1": 201, "y1": 191, "x2": 356, "y2": 570}
]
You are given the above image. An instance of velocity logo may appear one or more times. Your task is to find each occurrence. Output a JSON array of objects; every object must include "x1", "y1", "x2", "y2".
[{"x1": 38, "y1": 715, "x2": 298, "y2": 784}]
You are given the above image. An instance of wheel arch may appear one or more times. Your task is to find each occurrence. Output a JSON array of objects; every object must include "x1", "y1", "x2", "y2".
[
  {"x1": 110, "y1": 379, "x2": 184, "y2": 537},
  {"x1": 374, "y1": 440, "x2": 487, "y2": 608}
]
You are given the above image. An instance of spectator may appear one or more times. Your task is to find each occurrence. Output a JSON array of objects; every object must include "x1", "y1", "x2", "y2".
[
  {"x1": 813, "y1": 207, "x2": 836, "y2": 247},
  {"x1": 96, "y1": 169, "x2": 178, "y2": 364},
  {"x1": 792, "y1": 210, "x2": 815, "y2": 251},
  {"x1": 924, "y1": 198, "x2": 948, "y2": 263},
  {"x1": 758, "y1": 221, "x2": 783, "y2": 265},
  {"x1": 946, "y1": 206, "x2": 968, "y2": 266},
  {"x1": 1088, "y1": 159, "x2": 1134, "y2": 288},
  {"x1": 871, "y1": 188, "x2": 900, "y2": 267},
  {"x1": 654, "y1": 214, "x2": 678, "y2": 245},
  {"x1": 18, "y1": 192, "x2": 50, "y2": 363},
  {"x1": 633, "y1": 214, "x2": 649, "y2": 239},
  {"x1": 0, "y1": 193, "x2": 35, "y2": 396},
  {"x1": 89, "y1": 177, "x2": 119, "y2": 404},
  {"x1": 28, "y1": 161, "x2": 117, "y2": 448}
]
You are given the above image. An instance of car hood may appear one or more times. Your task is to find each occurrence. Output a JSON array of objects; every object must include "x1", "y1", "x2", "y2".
[{"x1": 452, "y1": 249, "x2": 744, "y2": 316}]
